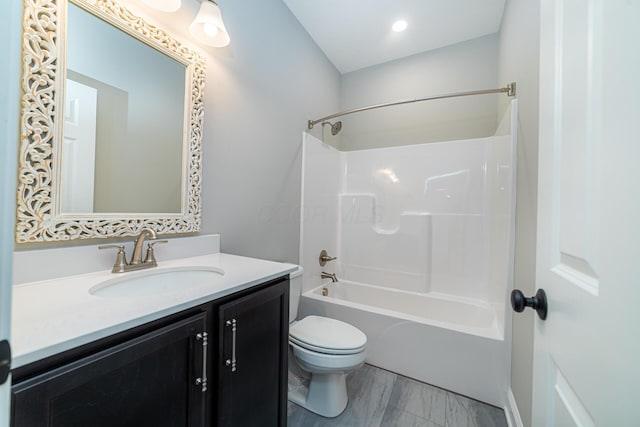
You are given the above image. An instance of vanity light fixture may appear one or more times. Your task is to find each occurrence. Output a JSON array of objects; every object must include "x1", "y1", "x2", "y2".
[
  {"x1": 189, "y1": 0, "x2": 230, "y2": 47},
  {"x1": 392, "y1": 20, "x2": 408, "y2": 32},
  {"x1": 141, "y1": 0, "x2": 181, "y2": 13}
]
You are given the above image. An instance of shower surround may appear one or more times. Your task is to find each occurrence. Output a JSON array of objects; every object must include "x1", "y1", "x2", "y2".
[{"x1": 298, "y1": 101, "x2": 517, "y2": 406}]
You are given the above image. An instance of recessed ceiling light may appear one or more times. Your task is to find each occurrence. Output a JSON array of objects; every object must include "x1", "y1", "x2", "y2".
[{"x1": 392, "y1": 20, "x2": 408, "y2": 32}]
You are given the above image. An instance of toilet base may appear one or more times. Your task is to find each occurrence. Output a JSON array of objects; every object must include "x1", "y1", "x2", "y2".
[{"x1": 288, "y1": 371, "x2": 348, "y2": 418}]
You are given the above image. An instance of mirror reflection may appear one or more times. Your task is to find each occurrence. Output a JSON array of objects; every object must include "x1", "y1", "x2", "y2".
[{"x1": 61, "y1": 2, "x2": 185, "y2": 214}]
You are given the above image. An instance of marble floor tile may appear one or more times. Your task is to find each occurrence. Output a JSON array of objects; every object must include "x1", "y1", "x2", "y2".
[
  {"x1": 386, "y1": 374, "x2": 447, "y2": 425},
  {"x1": 380, "y1": 404, "x2": 443, "y2": 427},
  {"x1": 348, "y1": 363, "x2": 397, "y2": 391},
  {"x1": 287, "y1": 402, "x2": 322, "y2": 427},
  {"x1": 326, "y1": 364, "x2": 396, "y2": 427},
  {"x1": 287, "y1": 364, "x2": 507, "y2": 427},
  {"x1": 444, "y1": 392, "x2": 508, "y2": 427}
]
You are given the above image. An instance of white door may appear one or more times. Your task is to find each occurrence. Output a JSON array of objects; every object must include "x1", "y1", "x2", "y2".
[
  {"x1": 0, "y1": 0, "x2": 21, "y2": 425},
  {"x1": 62, "y1": 78, "x2": 98, "y2": 213},
  {"x1": 532, "y1": 0, "x2": 640, "y2": 425}
]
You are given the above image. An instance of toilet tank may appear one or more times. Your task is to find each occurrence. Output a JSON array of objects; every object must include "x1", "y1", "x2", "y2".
[{"x1": 284, "y1": 264, "x2": 303, "y2": 322}]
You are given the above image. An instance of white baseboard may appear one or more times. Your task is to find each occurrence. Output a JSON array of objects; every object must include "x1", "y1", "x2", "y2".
[{"x1": 504, "y1": 388, "x2": 524, "y2": 427}]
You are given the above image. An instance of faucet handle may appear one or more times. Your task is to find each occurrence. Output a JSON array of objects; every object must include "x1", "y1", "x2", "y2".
[
  {"x1": 98, "y1": 244, "x2": 122, "y2": 250},
  {"x1": 319, "y1": 249, "x2": 337, "y2": 266},
  {"x1": 144, "y1": 240, "x2": 168, "y2": 265},
  {"x1": 98, "y1": 245, "x2": 128, "y2": 273}
]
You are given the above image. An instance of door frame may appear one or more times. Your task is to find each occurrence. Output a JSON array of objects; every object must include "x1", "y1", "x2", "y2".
[{"x1": 0, "y1": 0, "x2": 22, "y2": 425}]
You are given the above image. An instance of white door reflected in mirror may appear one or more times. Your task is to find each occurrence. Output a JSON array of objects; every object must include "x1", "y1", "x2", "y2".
[{"x1": 62, "y1": 78, "x2": 97, "y2": 213}]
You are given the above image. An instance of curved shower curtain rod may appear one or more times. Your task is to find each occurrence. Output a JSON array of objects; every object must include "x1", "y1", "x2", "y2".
[{"x1": 307, "y1": 82, "x2": 516, "y2": 130}]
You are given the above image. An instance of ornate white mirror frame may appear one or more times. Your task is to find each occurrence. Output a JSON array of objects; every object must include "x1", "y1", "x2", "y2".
[{"x1": 17, "y1": 0, "x2": 206, "y2": 243}]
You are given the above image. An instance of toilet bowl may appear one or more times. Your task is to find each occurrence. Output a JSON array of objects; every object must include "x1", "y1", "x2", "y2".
[{"x1": 285, "y1": 265, "x2": 367, "y2": 418}]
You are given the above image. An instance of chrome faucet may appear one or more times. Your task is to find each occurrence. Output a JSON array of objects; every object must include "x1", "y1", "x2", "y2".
[
  {"x1": 99, "y1": 229, "x2": 167, "y2": 273},
  {"x1": 321, "y1": 272, "x2": 338, "y2": 283}
]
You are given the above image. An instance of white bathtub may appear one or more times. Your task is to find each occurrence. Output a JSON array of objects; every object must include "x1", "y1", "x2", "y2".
[{"x1": 299, "y1": 279, "x2": 509, "y2": 407}]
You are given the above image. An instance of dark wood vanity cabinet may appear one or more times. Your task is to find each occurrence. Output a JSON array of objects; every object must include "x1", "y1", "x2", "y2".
[
  {"x1": 214, "y1": 279, "x2": 289, "y2": 427},
  {"x1": 10, "y1": 275, "x2": 289, "y2": 427},
  {"x1": 12, "y1": 313, "x2": 208, "y2": 427}
]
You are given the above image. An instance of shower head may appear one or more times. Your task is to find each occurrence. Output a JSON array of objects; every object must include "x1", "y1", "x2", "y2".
[{"x1": 322, "y1": 121, "x2": 342, "y2": 136}]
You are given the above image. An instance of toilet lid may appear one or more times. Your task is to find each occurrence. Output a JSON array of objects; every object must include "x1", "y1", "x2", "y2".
[
  {"x1": 289, "y1": 315, "x2": 367, "y2": 353},
  {"x1": 289, "y1": 336, "x2": 366, "y2": 355}
]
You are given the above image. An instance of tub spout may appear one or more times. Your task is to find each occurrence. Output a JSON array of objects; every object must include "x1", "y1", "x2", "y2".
[{"x1": 321, "y1": 272, "x2": 338, "y2": 283}]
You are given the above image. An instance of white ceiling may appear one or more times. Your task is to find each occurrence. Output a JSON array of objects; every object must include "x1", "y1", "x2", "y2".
[{"x1": 282, "y1": 0, "x2": 506, "y2": 74}]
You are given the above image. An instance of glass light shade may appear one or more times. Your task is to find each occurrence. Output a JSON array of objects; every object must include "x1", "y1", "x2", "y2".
[
  {"x1": 189, "y1": 1, "x2": 230, "y2": 47},
  {"x1": 141, "y1": 0, "x2": 181, "y2": 12}
]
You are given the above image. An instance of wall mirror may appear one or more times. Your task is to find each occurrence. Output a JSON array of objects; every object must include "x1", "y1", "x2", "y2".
[{"x1": 17, "y1": 0, "x2": 206, "y2": 243}]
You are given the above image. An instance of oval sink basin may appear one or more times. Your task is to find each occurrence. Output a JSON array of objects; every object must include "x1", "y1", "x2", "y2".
[{"x1": 89, "y1": 266, "x2": 225, "y2": 298}]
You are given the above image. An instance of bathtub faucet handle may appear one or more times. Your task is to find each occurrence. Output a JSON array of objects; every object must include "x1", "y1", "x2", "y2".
[{"x1": 319, "y1": 250, "x2": 337, "y2": 267}]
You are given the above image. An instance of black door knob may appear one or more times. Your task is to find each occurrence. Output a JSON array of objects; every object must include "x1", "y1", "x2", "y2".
[
  {"x1": 510, "y1": 289, "x2": 548, "y2": 320},
  {"x1": 0, "y1": 339, "x2": 11, "y2": 385}
]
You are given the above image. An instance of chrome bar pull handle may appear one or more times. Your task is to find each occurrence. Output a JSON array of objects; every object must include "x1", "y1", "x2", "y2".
[
  {"x1": 196, "y1": 332, "x2": 208, "y2": 392},
  {"x1": 225, "y1": 319, "x2": 237, "y2": 372}
]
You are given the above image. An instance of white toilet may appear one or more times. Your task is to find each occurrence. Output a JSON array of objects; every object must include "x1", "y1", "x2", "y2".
[{"x1": 287, "y1": 265, "x2": 367, "y2": 417}]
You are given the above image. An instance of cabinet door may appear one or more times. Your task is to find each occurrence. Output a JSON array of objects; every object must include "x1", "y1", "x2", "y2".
[
  {"x1": 12, "y1": 312, "x2": 208, "y2": 427},
  {"x1": 217, "y1": 280, "x2": 289, "y2": 427}
]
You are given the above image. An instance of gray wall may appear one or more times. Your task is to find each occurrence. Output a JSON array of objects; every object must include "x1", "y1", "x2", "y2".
[
  {"x1": 14, "y1": 0, "x2": 340, "y2": 257},
  {"x1": 497, "y1": 1, "x2": 540, "y2": 426},
  {"x1": 130, "y1": 0, "x2": 341, "y2": 261},
  {"x1": 198, "y1": 0, "x2": 340, "y2": 262},
  {"x1": 338, "y1": 34, "x2": 499, "y2": 151}
]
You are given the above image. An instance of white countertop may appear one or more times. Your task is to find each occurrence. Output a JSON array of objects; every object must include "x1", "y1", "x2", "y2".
[{"x1": 11, "y1": 253, "x2": 296, "y2": 369}]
